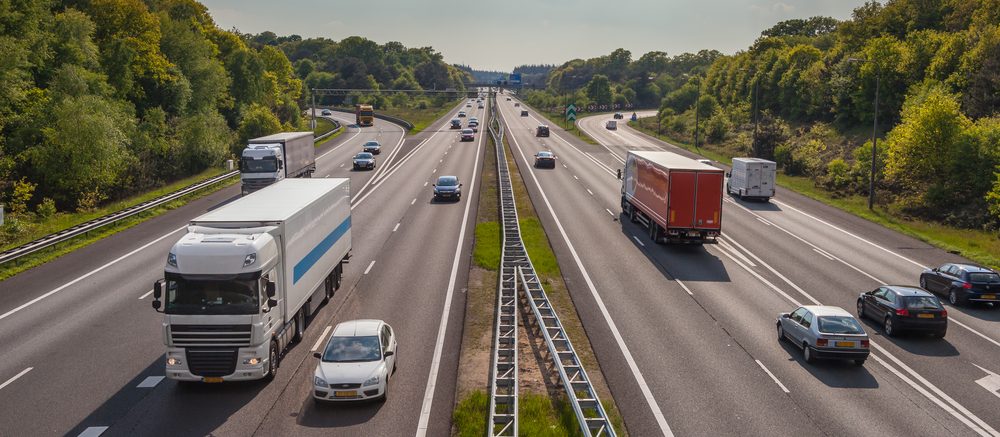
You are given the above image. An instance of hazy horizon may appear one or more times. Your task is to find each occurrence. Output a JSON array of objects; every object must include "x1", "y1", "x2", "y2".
[{"x1": 201, "y1": 0, "x2": 867, "y2": 71}]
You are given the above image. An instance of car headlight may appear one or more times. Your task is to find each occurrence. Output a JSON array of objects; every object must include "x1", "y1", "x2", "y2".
[
  {"x1": 363, "y1": 375, "x2": 380, "y2": 386},
  {"x1": 314, "y1": 376, "x2": 327, "y2": 387},
  {"x1": 167, "y1": 357, "x2": 182, "y2": 366}
]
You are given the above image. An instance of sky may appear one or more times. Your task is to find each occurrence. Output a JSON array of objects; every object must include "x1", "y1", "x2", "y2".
[{"x1": 200, "y1": 0, "x2": 869, "y2": 71}]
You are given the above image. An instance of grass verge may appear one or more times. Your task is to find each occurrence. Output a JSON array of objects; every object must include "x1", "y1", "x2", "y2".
[
  {"x1": 0, "y1": 173, "x2": 239, "y2": 281},
  {"x1": 626, "y1": 117, "x2": 1000, "y2": 269},
  {"x1": 380, "y1": 100, "x2": 463, "y2": 133}
]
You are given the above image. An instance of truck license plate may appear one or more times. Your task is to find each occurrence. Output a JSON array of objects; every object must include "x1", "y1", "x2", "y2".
[
  {"x1": 334, "y1": 390, "x2": 356, "y2": 398},
  {"x1": 202, "y1": 377, "x2": 224, "y2": 383}
]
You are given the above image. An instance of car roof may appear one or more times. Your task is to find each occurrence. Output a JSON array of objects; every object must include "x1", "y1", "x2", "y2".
[
  {"x1": 800, "y1": 305, "x2": 853, "y2": 317},
  {"x1": 332, "y1": 319, "x2": 383, "y2": 337},
  {"x1": 953, "y1": 263, "x2": 995, "y2": 273},
  {"x1": 884, "y1": 285, "x2": 935, "y2": 297},
  {"x1": 437, "y1": 175, "x2": 458, "y2": 182}
]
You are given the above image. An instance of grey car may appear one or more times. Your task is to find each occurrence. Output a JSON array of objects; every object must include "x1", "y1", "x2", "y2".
[
  {"x1": 362, "y1": 140, "x2": 381, "y2": 154},
  {"x1": 777, "y1": 305, "x2": 869, "y2": 366},
  {"x1": 433, "y1": 175, "x2": 462, "y2": 201}
]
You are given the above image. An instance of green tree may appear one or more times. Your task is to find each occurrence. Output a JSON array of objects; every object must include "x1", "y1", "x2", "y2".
[
  {"x1": 177, "y1": 109, "x2": 232, "y2": 173},
  {"x1": 236, "y1": 103, "x2": 281, "y2": 154},
  {"x1": 586, "y1": 74, "x2": 613, "y2": 105}
]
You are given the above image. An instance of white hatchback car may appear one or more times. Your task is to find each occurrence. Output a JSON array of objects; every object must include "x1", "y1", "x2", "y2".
[{"x1": 313, "y1": 319, "x2": 397, "y2": 403}]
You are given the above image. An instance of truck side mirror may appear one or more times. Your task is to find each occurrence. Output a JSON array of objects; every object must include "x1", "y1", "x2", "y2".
[
  {"x1": 313, "y1": 352, "x2": 322, "y2": 359},
  {"x1": 152, "y1": 300, "x2": 162, "y2": 311},
  {"x1": 266, "y1": 281, "x2": 276, "y2": 298},
  {"x1": 726, "y1": 172, "x2": 731, "y2": 178},
  {"x1": 153, "y1": 280, "x2": 163, "y2": 299},
  {"x1": 267, "y1": 298, "x2": 278, "y2": 308}
]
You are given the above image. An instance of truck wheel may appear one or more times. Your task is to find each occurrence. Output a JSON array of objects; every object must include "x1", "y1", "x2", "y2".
[
  {"x1": 293, "y1": 310, "x2": 305, "y2": 343},
  {"x1": 265, "y1": 340, "x2": 278, "y2": 381},
  {"x1": 323, "y1": 275, "x2": 333, "y2": 303},
  {"x1": 649, "y1": 223, "x2": 659, "y2": 243}
]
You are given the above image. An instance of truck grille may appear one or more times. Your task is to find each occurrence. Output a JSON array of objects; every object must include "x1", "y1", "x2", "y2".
[
  {"x1": 185, "y1": 348, "x2": 238, "y2": 377},
  {"x1": 171, "y1": 324, "x2": 252, "y2": 347},
  {"x1": 242, "y1": 178, "x2": 274, "y2": 192}
]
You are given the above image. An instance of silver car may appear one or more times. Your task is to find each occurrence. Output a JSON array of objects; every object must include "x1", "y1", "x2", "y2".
[{"x1": 777, "y1": 305, "x2": 869, "y2": 366}]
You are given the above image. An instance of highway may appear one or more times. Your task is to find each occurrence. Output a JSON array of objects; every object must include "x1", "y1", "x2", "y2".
[
  {"x1": 498, "y1": 98, "x2": 1000, "y2": 436},
  {"x1": 0, "y1": 100, "x2": 486, "y2": 437}
]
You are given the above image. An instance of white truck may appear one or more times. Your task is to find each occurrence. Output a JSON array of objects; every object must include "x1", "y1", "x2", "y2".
[
  {"x1": 240, "y1": 132, "x2": 316, "y2": 195},
  {"x1": 727, "y1": 157, "x2": 776, "y2": 201},
  {"x1": 151, "y1": 178, "x2": 351, "y2": 383}
]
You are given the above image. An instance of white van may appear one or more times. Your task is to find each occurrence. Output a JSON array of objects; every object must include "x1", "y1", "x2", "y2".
[
  {"x1": 727, "y1": 157, "x2": 776, "y2": 201},
  {"x1": 606, "y1": 120, "x2": 617, "y2": 130}
]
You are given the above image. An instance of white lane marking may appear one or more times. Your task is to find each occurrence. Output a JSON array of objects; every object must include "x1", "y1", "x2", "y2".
[
  {"x1": 573, "y1": 175, "x2": 579, "y2": 180},
  {"x1": 675, "y1": 279, "x2": 694, "y2": 296},
  {"x1": 517, "y1": 110, "x2": 617, "y2": 177},
  {"x1": 949, "y1": 318, "x2": 1000, "y2": 348},
  {"x1": 812, "y1": 248, "x2": 834, "y2": 260},
  {"x1": 755, "y1": 217, "x2": 773, "y2": 226},
  {"x1": 136, "y1": 376, "x2": 164, "y2": 388},
  {"x1": 771, "y1": 199, "x2": 928, "y2": 270},
  {"x1": 363, "y1": 261, "x2": 376, "y2": 275},
  {"x1": 0, "y1": 226, "x2": 186, "y2": 323},
  {"x1": 316, "y1": 129, "x2": 362, "y2": 161},
  {"x1": 138, "y1": 289, "x2": 154, "y2": 300},
  {"x1": 411, "y1": 198, "x2": 417, "y2": 205},
  {"x1": 416, "y1": 111, "x2": 485, "y2": 437},
  {"x1": 424, "y1": 181, "x2": 428, "y2": 187},
  {"x1": 755, "y1": 360, "x2": 790, "y2": 393},
  {"x1": 632, "y1": 236, "x2": 645, "y2": 247},
  {"x1": 439, "y1": 159, "x2": 443, "y2": 163},
  {"x1": 0, "y1": 367, "x2": 32, "y2": 391},
  {"x1": 717, "y1": 239, "x2": 756, "y2": 268},
  {"x1": 433, "y1": 168, "x2": 437, "y2": 173},
  {"x1": 502, "y1": 113, "x2": 675, "y2": 437},
  {"x1": 311, "y1": 325, "x2": 332, "y2": 352},
  {"x1": 973, "y1": 364, "x2": 1000, "y2": 400},
  {"x1": 562, "y1": 164, "x2": 567, "y2": 168},
  {"x1": 606, "y1": 208, "x2": 615, "y2": 217},
  {"x1": 586, "y1": 189, "x2": 594, "y2": 196},
  {"x1": 339, "y1": 163, "x2": 345, "y2": 168},
  {"x1": 393, "y1": 223, "x2": 400, "y2": 232},
  {"x1": 78, "y1": 427, "x2": 109, "y2": 437}
]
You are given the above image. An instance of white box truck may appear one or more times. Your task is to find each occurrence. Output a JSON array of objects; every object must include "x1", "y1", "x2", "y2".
[
  {"x1": 151, "y1": 178, "x2": 351, "y2": 383},
  {"x1": 241, "y1": 132, "x2": 316, "y2": 195},
  {"x1": 727, "y1": 157, "x2": 776, "y2": 201}
]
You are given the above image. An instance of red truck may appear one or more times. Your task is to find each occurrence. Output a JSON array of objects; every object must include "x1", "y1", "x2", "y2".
[{"x1": 620, "y1": 151, "x2": 724, "y2": 244}]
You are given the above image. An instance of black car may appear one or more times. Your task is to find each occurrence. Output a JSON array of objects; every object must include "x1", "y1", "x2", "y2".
[
  {"x1": 613, "y1": 112, "x2": 623, "y2": 119},
  {"x1": 352, "y1": 152, "x2": 376, "y2": 170},
  {"x1": 920, "y1": 263, "x2": 1000, "y2": 306},
  {"x1": 433, "y1": 175, "x2": 462, "y2": 201},
  {"x1": 534, "y1": 151, "x2": 556, "y2": 168},
  {"x1": 536, "y1": 125, "x2": 549, "y2": 137},
  {"x1": 857, "y1": 285, "x2": 947, "y2": 337}
]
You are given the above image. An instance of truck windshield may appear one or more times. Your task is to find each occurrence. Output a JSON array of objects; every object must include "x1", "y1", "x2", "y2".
[
  {"x1": 359, "y1": 110, "x2": 374, "y2": 117},
  {"x1": 165, "y1": 278, "x2": 260, "y2": 315},
  {"x1": 242, "y1": 157, "x2": 277, "y2": 173}
]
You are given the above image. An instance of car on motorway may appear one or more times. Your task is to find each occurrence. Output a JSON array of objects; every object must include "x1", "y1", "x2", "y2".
[
  {"x1": 506, "y1": 97, "x2": 512, "y2": 101},
  {"x1": 777, "y1": 305, "x2": 869, "y2": 366},
  {"x1": 613, "y1": 112, "x2": 624, "y2": 119},
  {"x1": 921, "y1": 263, "x2": 1000, "y2": 306},
  {"x1": 467, "y1": 120, "x2": 479, "y2": 132},
  {"x1": 534, "y1": 151, "x2": 556, "y2": 168},
  {"x1": 460, "y1": 128, "x2": 475, "y2": 141},
  {"x1": 362, "y1": 140, "x2": 381, "y2": 154},
  {"x1": 313, "y1": 319, "x2": 396, "y2": 403},
  {"x1": 458, "y1": 111, "x2": 467, "y2": 117},
  {"x1": 450, "y1": 118, "x2": 462, "y2": 129},
  {"x1": 352, "y1": 152, "x2": 376, "y2": 170},
  {"x1": 466, "y1": 103, "x2": 472, "y2": 108},
  {"x1": 433, "y1": 175, "x2": 462, "y2": 201},
  {"x1": 606, "y1": 120, "x2": 617, "y2": 130},
  {"x1": 321, "y1": 109, "x2": 332, "y2": 116},
  {"x1": 520, "y1": 110, "x2": 528, "y2": 117},
  {"x1": 857, "y1": 286, "x2": 947, "y2": 337},
  {"x1": 514, "y1": 102, "x2": 520, "y2": 107},
  {"x1": 469, "y1": 116, "x2": 479, "y2": 124},
  {"x1": 479, "y1": 103, "x2": 485, "y2": 109},
  {"x1": 536, "y1": 125, "x2": 549, "y2": 137}
]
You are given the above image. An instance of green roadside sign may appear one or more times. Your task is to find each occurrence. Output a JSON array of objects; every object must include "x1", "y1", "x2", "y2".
[{"x1": 566, "y1": 104, "x2": 577, "y2": 122}]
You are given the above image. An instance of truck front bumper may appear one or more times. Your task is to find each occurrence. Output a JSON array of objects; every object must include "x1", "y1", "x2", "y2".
[{"x1": 164, "y1": 343, "x2": 270, "y2": 382}]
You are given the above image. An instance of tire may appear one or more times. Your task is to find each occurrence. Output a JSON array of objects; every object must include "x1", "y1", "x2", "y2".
[
  {"x1": 932, "y1": 329, "x2": 946, "y2": 339},
  {"x1": 948, "y1": 288, "x2": 967, "y2": 306},
  {"x1": 378, "y1": 381, "x2": 388, "y2": 403},
  {"x1": 649, "y1": 223, "x2": 659, "y2": 243},
  {"x1": 333, "y1": 265, "x2": 342, "y2": 290},
  {"x1": 777, "y1": 324, "x2": 785, "y2": 342},
  {"x1": 292, "y1": 310, "x2": 304, "y2": 343},
  {"x1": 322, "y1": 275, "x2": 333, "y2": 303},
  {"x1": 803, "y1": 343, "x2": 815, "y2": 364},
  {"x1": 884, "y1": 316, "x2": 896, "y2": 337},
  {"x1": 264, "y1": 340, "x2": 278, "y2": 381},
  {"x1": 628, "y1": 204, "x2": 637, "y2": 223},
  {"x1": 856, "y1": 300, "x2": 865, "y2": 320},
  {"x1": 854, "y1": 359, "x2": 866, "y2": 366}
]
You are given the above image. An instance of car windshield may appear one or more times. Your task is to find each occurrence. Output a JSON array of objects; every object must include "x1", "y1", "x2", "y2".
[
  {"x1": 437, "y1": 177, "x2": 459, "y2": 186},
  {"x1": 817, "y1": 316, "x2": 865, "y2": 334},
  {"x1": 969, "y1": 272, "x2": 1000, "y2": 283},
  {"x1": 356, "y1": 153, "x2": 373, "y2": 159},
  {"x1": 538, "y1": 152, "x2": 552, "y2": 158},
  {"x1": 904, "y1": 296, "x2": 943, "y2": 310},
  {"x1": 322, "y1": 336, "x2": 381, "y2": 362},
  {"x1": 462, "y1": 129, "x2": 473, "y2": 134},
  {"x1": 165, "y1": 277, "x2": 259, "y2": 315},
  {"x1": 364, "y1": 141, "x2": 379, "y2": 147},
  {"x1": 241, "y1": 156, "x2": 277, "y2": 173}
]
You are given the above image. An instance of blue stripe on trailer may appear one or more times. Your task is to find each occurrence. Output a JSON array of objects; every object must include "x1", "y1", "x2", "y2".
[{"x1": 293, "y1": 216, "x2": 350, "y2": 284}]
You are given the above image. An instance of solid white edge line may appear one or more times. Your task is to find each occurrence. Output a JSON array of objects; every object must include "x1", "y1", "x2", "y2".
[
  {"x1": 812, "y1": 248, "x2": 835, "y2": 261},
  {"x1": 632, "y1": 236, "x2": 645, "y2": 247},
  {"x1": 0, "y1": 367, "x2": 32, "y2": 391},
  {"x1": 138, "y1": 289, "x2": 154, "y2": 300},
  {"x1": 501, "y1": 105, "x2": 675, "y2": 437},
  {"x1": 77, "y1": 426, "x2": 109, "y2": 437},
  {"x1": 136, "y1": 376, "x2": 165, "y2": 388},
  {"x1": 363, "y1": 261, "x2": 376, "y2": 275},
  {"x1": 948, "y1": 318, "x2": 1000, "y2": 348},
  {"x1": 415, "y1": 107, "x2": 485, "y2": 437},
  {"x1": 0, "y1": 226, "x2": 187, "y2": 323},
  {"x1": 754, "y1": 360, "x2": 790, "y2": 393},
  {"x1": 674, "y1": 279, "x2": 694, "y2": 296},
  {"x1": 311, "y1": 325, "x2": 332, "y2": 352}
]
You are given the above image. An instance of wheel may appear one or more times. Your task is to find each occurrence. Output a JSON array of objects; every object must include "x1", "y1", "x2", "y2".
[
  {"x1": 777, "y1": 324, "x2": 785, "y2": 342},
  {"x1": 333, "y1": 265, "x2": 342, "y2": 290},
  {"x1": 856, "y1": 300, "x2": 865, "y2": 320},
  {"x1": 948, "y1": 288, "x2": 967, "y2": 306},
  {"x1": 649, "y1": 223, "x2": 659, "y2": 243},
  {"x1": 323, "y1": 275, "x2": 333, "y2": 303},
  {"x1": 264, "y1": 340, "x2": 278, "y2": 381},
  {"x1": 378, "y1": 380, "x2": 388, "y2": 403},
  {"x1": 854, "y1": 359, "x2": 866, "y2": 366},
  {"x1": 919, "y1": 276, "x2": 927, "y2": 290},
  {"x1": 803, "y1": 343, "x2": 815, "y2": 363},
  {"x1": 884, "y1": 316, "x2": 896, "y2": 337},
  {"x1": 932, "y1": 329, "x2": 946, "y2": 339},
  {"x1": 292, "y1": 310, "x2": 304, "y2": 342}
]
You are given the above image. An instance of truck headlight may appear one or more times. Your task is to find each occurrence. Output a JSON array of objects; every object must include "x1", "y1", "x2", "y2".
[
  {"x1": 167, "y1": 357, "x2": 182, "y2": 366},
  {"x1": 363, "y1": 375, "x2": 380, "y2": 386},
  {"x1": 167, "y1": 252, "x2": 177, "y2": 267},
  {"x1": 243, "y1": 253, "x2": 257, "y2": 267},
  {"x1": 243, "y1": 357, "x2": 261, "y2": 365},
  {"x1": 314, "y1": 376, "x2": 327, "y2": 387}
]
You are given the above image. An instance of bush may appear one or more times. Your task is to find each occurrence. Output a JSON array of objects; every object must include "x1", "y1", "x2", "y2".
[
  {"x1": 706, "y1": 112, "x2": 730, "y2": 143},
  {"x1": 775, "y1": 144, "x2": 805, "y2": 175},
  {"x1": 36, "y1": 197, "x2": 57, "y2": 219},
  {"x1": 824, "y1": 158, "x2": 852, "y2": 191},
  {"x1": 8, "y1": 178, "x2": 37, "y2": 215}
]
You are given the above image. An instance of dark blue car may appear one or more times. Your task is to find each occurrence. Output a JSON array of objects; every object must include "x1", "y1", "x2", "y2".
[{"x1": 920, "y1": 263, "x2": 1000, "y2": 306}]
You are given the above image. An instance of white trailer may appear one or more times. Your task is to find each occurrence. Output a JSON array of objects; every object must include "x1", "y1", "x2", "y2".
[
  {"x1": 241, "y1": 132, "x2": 316, "y2": 195},
  {"x1": 727, "y1": 157, "x2": 776, "y2": 201},
  {"x1": 152, "y1": 178, "x2": 351, "y2": 382}
]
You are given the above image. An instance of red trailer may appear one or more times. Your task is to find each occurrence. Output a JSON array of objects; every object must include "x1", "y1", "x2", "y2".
[{"x1": 620, "y1": 151, "x2": 723, "y2": 244}]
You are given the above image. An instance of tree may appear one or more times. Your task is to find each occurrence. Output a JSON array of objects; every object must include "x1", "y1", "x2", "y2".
[
  {"x1": 586, "y1": 74, "x2": 613, "y2": 105},
  {"x1": 177, "y1": 110, "x2": 232, "y2": 173},
  {"x1": 236, "y1": 103, "x2": 281, "y2": 154}
]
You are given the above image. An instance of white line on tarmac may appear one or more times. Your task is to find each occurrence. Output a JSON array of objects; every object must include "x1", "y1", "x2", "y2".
[
  {"x1": 632, "y1": 236, "x2": 645, "y2": 247},
  {"x1": 78, "y1": 427, "x2": 109, "y2": 437},
  {"x1": 586, "y1": 189, "x2": 594, "y2": 196},
  {"x1": 136, "y1": 376, "x2": 164, "y2": 388},
  {"x1": 138, "y1": 289, "x2": 154, "y2": 300},
  {"x1": 393, "y1": 223, "x2": 400, "y2": 232},
  {"x1": 812, "y1": 248, "x2": 835, "y2": 260},
  {"x1": 311, "y1": 325, "x2": 332, "y2": 352},
  {"x1": 363, "y1": 261, "x2": 376, "y2": 275},
  {"x1": 755, "y1": 360, "x2": 790, "y2": 393},
  {"x1": 606, "y1": 208, "x2": 615, "y2": 217},
  {"x1": 0, "y1": 367, "x2": 32, "y2": 391},
  {"x1": 411, "y1": 198, "x2": 417, "y2": 205}
]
